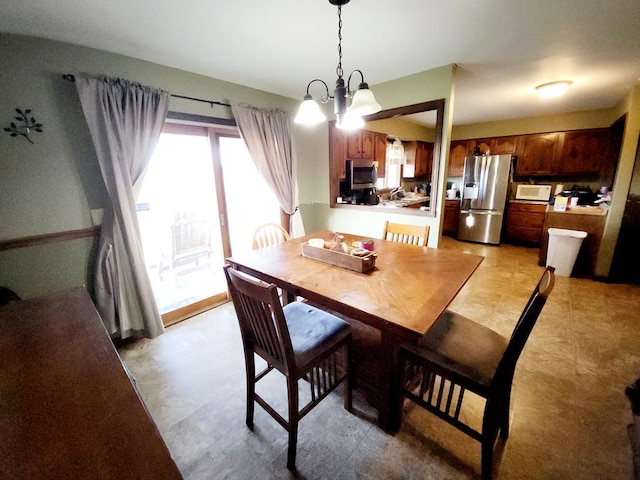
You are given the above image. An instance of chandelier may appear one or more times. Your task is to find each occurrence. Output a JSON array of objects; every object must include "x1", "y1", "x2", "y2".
[{"x1": 294, "y1": 0, "x2": 381, "y2": 130}]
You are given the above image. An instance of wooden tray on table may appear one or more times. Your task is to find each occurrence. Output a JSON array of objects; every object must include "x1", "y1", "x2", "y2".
[{"x1": 301, "y1": 242, "x2": 376, "y2": 273}]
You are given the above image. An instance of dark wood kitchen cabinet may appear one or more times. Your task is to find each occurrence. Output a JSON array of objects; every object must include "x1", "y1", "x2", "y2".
[
  {"x1": 443, "y1": 199, "x2": 460, "y2": 236},
  {"x1": 491, "y1": 135, "x2": 522, "y2": 155},
  {"x1": 347, "y1": 129, "x2": 375, "y2": 159},
  {"x1": 505, "y1": 202, "x2": 547, "y2": 244},
  {"x1": 516, "y1": 132, "x2": 564, "y2": 175},
  {"x1": 329, "y1": 123, "x2": 387, "y2": 180},
  {"x1": 449, "y1": 126, "x2": 617, "y2": 179},
  {"x1": 558, "y1": 128, "x2": 609, "y2": 175},
  {"x1": 448, "y1": 140, "x2": 470, "y2": 176},
  {"x1": 471, "y1": 138, "x2": 492, "y2": 155},
  {"x1": 403, "y1": 140, "x2": 432, "y2": 178},
  {"x1": 329, "y1": 121, "x2": 348, "y2": 179},
  {"x1": 373, "y1": 132, "x2": 387, "y2": 177}
]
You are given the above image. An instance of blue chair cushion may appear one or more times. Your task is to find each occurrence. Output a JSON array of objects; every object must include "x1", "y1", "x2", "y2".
[{"x1": 283, "y1": 302, "x2": 351, "y2": 372}]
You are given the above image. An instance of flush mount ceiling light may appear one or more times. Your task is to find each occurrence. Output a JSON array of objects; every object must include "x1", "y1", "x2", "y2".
[
  {"x1": 294, "y1": 0, "x2": 381, "y2": 130},
  {"x1": 535, "y1": 80, "x2": 573, "y2": 99}
]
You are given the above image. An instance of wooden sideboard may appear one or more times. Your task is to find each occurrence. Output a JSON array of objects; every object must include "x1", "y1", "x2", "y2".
[{"x1": 0, "y1": 287, "x2": 181, "y2": 479}]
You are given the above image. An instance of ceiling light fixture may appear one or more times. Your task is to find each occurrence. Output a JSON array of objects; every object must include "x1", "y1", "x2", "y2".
[
  {"x1": 535, "y1": 80, "x2": 573, "y2": 99},
  {"x1": 294, "y1": 0, "x2": 381, "y2": 130}
]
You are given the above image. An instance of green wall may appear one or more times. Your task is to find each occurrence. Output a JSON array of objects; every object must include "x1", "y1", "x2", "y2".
[
  {"x1": 451, "y1": 107, "x2": 620, "y2": 140},
  {"x1": 0, "y1": 33, "x2": 296, "y2": 299},
  {"x1": 1, "y1": 32, "x2": 637, "y2": 297},
  {"x1": 295, "y1": 64, "x2": 457, "y2": 246}
]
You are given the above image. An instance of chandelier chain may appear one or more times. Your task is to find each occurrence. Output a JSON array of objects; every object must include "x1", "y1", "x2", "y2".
[{"x1": 336, "y1": 5, "x2": 343, "y2": 79}]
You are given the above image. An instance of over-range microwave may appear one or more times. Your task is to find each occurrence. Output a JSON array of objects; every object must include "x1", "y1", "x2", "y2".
[{"x1": 515, "y1": 184, "x2": 552, "y2": 202}]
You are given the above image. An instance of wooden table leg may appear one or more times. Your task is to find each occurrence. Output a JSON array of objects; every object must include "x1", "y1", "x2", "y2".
[{"x1": 377, "y1": 330, "x2": 401, "y2": 432}]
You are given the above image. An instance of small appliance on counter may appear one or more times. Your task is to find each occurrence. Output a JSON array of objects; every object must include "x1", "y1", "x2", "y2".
[
  {"x1": 560, "y1": 185, "x2": 598, "y2": 205},
  {"x1": 515, "y1": 184, "x2": 552, "y2": 202}
]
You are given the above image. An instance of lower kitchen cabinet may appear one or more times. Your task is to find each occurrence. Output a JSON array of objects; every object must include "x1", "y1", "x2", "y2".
[
  {"x1": 443, "y1": 199, "x2": 460, "y2": 236},
  {"x1": 505, "y1": 202, "x2": 547, "y2": 244}
]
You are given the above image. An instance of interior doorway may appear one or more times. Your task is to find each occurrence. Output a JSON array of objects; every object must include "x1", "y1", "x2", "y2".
[{"x1": 136, "y1": 122, "x2": 281, "y2": 325}]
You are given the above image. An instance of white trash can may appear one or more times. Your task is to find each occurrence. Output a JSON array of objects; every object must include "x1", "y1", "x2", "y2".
[{"x1": 546, "y1": 228, "x2": 588, "y2": 277}]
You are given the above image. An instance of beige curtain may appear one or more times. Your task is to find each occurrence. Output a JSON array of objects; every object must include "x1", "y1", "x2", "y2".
[
  {"x1": 76, "y1": 74, "x2": 169, "y2": 339},
  {"x1": 230, "y1": 104, "x2": 297, "y2": 218}
]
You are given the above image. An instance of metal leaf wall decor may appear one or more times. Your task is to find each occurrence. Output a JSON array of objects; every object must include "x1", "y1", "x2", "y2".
[{"x1": 4, "y1": 108, "x2": 43, "y2": 144}]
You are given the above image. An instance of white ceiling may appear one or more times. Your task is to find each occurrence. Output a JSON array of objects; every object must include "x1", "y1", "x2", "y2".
[{"x1": 1, "y1": 0, "x2": 639, "y2": 125}]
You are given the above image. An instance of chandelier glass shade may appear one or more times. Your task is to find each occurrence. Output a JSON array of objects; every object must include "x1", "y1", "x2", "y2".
[{"x1": 294, "y1": 0, "x2": 381, "y2": 129}]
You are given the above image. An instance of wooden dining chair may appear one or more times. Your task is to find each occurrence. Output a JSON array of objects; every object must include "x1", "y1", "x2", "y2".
[
  {"x1": 223, "y1": 265, "x2": 353, "y2": 470},
  {"x1": 382, "y1": 221, "x2": 429, "y2": 246},
  {"x1": 396, "y1": 266, "x2": 555, "y2": 480},
  {"x1": 252, "y1": 223, "x2": 291, "y2": 250}
]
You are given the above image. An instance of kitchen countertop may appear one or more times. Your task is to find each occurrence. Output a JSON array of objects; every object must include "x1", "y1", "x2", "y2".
[
  {"x1": 545, "y1": 204, "x2": 608, "y2": 216},
  {"x1": 509, "y1": 199, "x2": 550, "y2": 205},
  {"x1": 381, "y1": 196, "x2": 429, "y2": 207}
]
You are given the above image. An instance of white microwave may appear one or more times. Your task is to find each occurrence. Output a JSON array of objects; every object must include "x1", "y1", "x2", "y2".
[{"x1": 515, "y1": 184, "x2": 552, "y2": 201}]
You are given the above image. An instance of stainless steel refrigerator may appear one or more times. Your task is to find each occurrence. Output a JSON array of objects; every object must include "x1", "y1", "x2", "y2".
[{"x1": 457, "y1": 154, "x2": 512, "y2": 245}]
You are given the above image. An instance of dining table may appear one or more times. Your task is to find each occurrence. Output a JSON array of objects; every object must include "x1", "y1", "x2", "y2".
[{"x1": 226, "y1": 231, "x2": 484, "y2": 431}]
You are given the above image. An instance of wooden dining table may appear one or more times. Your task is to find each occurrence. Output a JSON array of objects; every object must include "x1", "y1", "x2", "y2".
[{"x1": 226, "y1": 231, "x2": 483, "y2": 431}]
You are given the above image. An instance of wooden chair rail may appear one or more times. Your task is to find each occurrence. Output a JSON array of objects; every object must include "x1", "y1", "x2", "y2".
[{"x1": 0, "y1": 226, "x2": 100, "y2": 251}]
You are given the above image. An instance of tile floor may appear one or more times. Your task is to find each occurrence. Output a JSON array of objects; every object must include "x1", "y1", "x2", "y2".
[{"x1": 119, "y1": 237, "x2": 640, "y2": 479}]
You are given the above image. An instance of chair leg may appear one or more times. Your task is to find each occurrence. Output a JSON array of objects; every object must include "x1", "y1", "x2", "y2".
[
  {"x1": 245, "y1": 352, "x2": 255, "y2": 429},
  {"x1": 482, "y1": 401, "x2": 501, "y2": 480},
  {"x1": 500, "y1": 392, "x2": 511, "y2": 439},
  {"x1": 344, "y1": 342, "x2": 353, "y2": 412},
  {"x1": 395, "y1": 352, "x2": 408, "y2": 427},
  {"x1": 481, "y1": 437, "x2": 494, "y2": 480},
  {"x1": 286, "y1": 376, "x2": 299, "y2": 470}
]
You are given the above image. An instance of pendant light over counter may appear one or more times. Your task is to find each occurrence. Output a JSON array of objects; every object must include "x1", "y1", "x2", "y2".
[{"x1": 294, "y1": 0, "x2": 381, "y2": 130}]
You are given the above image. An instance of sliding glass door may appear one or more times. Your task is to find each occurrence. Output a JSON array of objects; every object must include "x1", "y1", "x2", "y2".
[{"x1": 136, "y1": 123, "x2": 280, "y2": 325}]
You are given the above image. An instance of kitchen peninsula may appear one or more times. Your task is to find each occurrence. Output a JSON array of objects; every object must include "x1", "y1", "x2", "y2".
[{"x1": 538, "y1": 204, "x2": 608, "y2": 277}]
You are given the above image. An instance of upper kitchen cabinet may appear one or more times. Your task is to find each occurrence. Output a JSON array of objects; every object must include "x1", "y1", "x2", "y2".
[
  {"x1": 373, "y1": 133, "x2": 387, "y2": 178},
  {"x1": 490, "y1": 135, "x2": 521, "y2": 155},
  {"x1": 448, "y1": 140, "x2": 470, "y2": 176},
  {"x1": 329, "y1": 123, "x2": 387, "y2": 180},
  {"x1": 558, "y1": 128, "x2": 609, "y2": 175},
  {"x1": 403, "y1": 140, "x2": 433, "y2": 178},
  {"x1": 516, "y1": 132, "x2": 564, "y2": 175},
  {"x1": 329, "y1": 121, "x2": 348, "y2": 180},
  {"x1": 471, "y1": 138, "x2": 492, "y2": 154},
  {"x1": 347, "y1": 129, "x2": 375, "y2": 159},
  {"x1": 470, "y1": 136, "x2": 521, "y2": 156}
]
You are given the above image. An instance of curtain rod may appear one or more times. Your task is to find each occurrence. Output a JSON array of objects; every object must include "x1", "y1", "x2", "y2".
[{"x1": 62, "y1": 74, "x2": 231, "y2": 108}]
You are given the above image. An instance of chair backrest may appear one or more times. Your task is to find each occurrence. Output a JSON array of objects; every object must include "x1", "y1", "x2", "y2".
[
  {"x1": 223, "y1": 265, "x2": 294, "y2": 373},
  {"x1": 382, "y1": 221, "x2": 429, "y2": 246},
  {"x1": 252, "y1": 223, "x2": 291, "y2": 250},
  {"x1": 494, "y1": 266, "x2": 555, "y2": 385}
]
